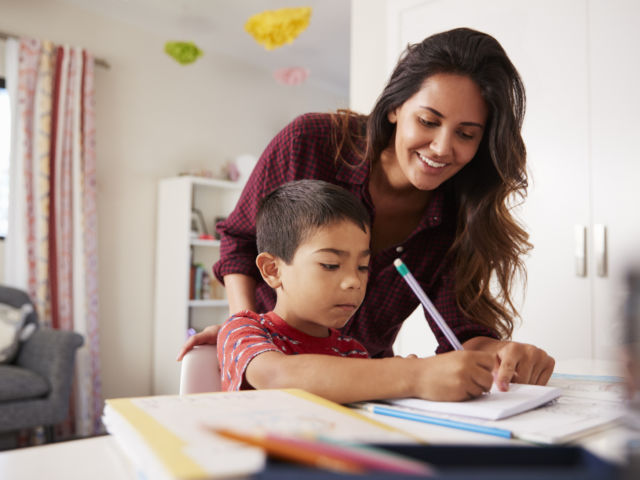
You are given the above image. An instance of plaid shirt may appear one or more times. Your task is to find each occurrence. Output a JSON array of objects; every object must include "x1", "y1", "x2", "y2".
[
  {"x1": 217, "y1": 311, "x2": 369, "y2": 391},
  {"x1": 214, "y1": 113, "x2": 496, "y2": 357}
]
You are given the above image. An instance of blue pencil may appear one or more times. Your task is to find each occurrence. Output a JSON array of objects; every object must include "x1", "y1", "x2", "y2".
[{"x1": 365, "y1": 404, "x2": 512, "y2": 439}]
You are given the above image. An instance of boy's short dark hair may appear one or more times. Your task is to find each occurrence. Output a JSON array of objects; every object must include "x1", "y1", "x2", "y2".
[{"x1": 256, "y1": 180, "x2": 371, "y2": 263}]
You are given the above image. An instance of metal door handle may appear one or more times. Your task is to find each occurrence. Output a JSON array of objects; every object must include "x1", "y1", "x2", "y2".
[
  {"x1": 575, "y1": 225, "x2": 586, "y2": 277},
  {"x1": 594, "y1": 224, "x2": 607, "y2": 277}
]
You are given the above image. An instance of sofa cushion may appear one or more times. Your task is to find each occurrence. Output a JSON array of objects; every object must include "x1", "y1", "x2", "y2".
[
  {"x1": 0, "y1": 365, "x2": 50, "y2": 402},
  {"x1": 0, "y1": 303, "x2": 37, "y2": 364}
]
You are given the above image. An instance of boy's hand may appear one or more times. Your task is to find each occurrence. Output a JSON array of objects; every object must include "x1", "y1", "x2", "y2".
[
  {"x1": 412, "y1": 351, "x2": 496, "y2": 402},
  {"x1": 176, "y1": 324, "x2": 221, "y2": 361}
]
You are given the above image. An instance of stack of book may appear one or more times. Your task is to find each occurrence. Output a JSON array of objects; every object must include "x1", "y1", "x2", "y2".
[{"x1": 189, "y1": 264, "x2": 211, "y2": 300}]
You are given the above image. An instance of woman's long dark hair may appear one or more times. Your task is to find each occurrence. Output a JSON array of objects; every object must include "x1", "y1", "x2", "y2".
[{"x1": 331, "y1": 28, "x2": 531, "y2": 339}]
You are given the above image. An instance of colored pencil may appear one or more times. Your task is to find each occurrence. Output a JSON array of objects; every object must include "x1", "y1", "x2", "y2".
[
  {"x1": 365, "y1": 403, "x2": 512, "y2": 439},
  {"x1": 394, "y1": 258, "x2": 464, "y2": 350},
  {"x1": 210, "y1": 427, "x2": 434, "y2": 475}
]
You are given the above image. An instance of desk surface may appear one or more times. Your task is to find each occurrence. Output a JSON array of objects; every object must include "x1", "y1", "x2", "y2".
[
  {"x1": 0, "y1": 435, "x2": 135, "y2": 480},
  {"x1": 1, "y1": 359, "x2": 637, "y2": 480}
]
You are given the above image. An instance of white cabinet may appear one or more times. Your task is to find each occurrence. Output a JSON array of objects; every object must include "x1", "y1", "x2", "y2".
[
  {"x1": 383, "y1": 0, "x2": 640, "y2": 360},
  {"x1": 586, "y1": 1, "x2": 640, "y2": 360},
  {"x1": 152, "y1": 176, "x2": 242, "y2": 394}
]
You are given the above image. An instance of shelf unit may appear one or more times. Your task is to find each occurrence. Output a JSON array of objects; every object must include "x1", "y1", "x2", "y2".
[
  {"x1": 190, "y1": 238, "x2": 221, "y2": 247},
  {"x1": 187, "y1": 299, "x2": 230, "y2": 308},
  {"x1": 153, "y1": 176, "x2": 243, "y2": 394}
]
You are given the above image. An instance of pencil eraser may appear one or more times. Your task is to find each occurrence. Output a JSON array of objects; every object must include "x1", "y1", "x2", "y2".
[{"x1": 393, "y1": 258, "x2": 409, "y2": 276}]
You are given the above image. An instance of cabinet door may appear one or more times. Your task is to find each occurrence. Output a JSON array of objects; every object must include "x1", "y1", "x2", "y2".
[
  {"x1": 589, "y1": 0, "x2": 640, "y2": 359},
  {"x1": 389, "y1": 0, "x2": 593, "y2": 359}
]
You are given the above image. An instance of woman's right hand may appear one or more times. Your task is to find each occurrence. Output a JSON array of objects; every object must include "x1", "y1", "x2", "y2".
[
  {"x1": 176, "y1": 324, "x2": 222, "y2": 361},
  {"x1": 412, "y1": 350, "x2": 496, "y2": 401}
]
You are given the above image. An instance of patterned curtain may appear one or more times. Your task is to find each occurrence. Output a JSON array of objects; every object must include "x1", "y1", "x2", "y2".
[{"x1": 4, "y1": 37, "x2": 102, "y2": 438}]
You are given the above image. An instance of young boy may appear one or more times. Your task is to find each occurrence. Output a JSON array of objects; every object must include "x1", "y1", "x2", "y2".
[
  {"x1": 218, "y1": 180, "x2": 496, "y2": 404},
  {"x1": 217, "y1": 180, "x2": 371, "y2": 391}
]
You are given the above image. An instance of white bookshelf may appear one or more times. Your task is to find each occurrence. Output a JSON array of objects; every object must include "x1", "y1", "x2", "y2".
[
  {"x1": 152, "y1": 176, "x2": 243, "y2": 394},
  {"x1": 190, "y1": 238, "x2": 221, "y2": 247},
  {"x1": 188, "y1": 299, "x2": 229, "y2": 308}
]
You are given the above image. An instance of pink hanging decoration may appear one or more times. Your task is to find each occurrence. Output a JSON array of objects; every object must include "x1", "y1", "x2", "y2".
[{"x1": 273, "y1": 67, "x2": 310, "y2": 86}]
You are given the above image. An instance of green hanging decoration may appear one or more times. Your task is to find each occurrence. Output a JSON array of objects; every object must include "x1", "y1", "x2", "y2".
[{"x1": 164, "y1": 41, "x2": 203, "y2": 65}]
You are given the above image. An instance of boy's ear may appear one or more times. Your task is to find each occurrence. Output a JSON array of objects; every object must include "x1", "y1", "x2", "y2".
[{"x1": 256, "y1": 252, "x2": 282, "y2": 289}]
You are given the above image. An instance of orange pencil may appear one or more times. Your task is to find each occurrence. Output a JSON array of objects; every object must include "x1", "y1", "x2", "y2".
[
  {"x1": 212, "y1": 428, "x2": 366, "y2": 474},
  {"x1": 211, "y1": 427, "x2": 434, "y2": 475}
]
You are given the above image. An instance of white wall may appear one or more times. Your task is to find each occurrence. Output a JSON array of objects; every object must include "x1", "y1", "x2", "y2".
[
  {"x1": 0, "y1": 0, "x2": 347, "y2": 399},
  {"x1": 350, "y1": 0, "x2": 389, "y2": 115}
]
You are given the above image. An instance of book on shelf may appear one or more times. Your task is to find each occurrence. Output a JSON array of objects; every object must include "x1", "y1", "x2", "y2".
[
  {"x1": 189, "y1": 264, "x2": 212, "y2": 300},
  {"x1": 201, "y1": 271, "x2": 211, "y2": 300},
  {"x1": 211, "y1": 278, "x2": 226, "y2": 300},
  {"x1": 194, "y1": 265, "x2": 203, "y2": 300},
  {"x1": 189, "y1": 264, "x2": 196, "y2": 300}
]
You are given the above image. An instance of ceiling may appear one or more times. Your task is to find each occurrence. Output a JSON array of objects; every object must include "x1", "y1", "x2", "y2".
[{"x1": 59, "y1": 0, "x2": 351, "y2": 97}]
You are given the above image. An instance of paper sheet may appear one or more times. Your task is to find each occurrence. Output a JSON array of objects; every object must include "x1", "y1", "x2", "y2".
[{"x1": 388, "y1": 383, "x2": 562, "y2": 420}]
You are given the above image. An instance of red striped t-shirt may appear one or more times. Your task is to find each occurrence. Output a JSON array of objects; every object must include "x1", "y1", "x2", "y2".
[{"x1": 217, "y1": 310, "x2": 370, "y2": 391}]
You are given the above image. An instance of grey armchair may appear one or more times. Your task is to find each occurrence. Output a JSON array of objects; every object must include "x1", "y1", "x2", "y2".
[{"x1": 0, "y1": 285, "x2": 84, "y2": 449}]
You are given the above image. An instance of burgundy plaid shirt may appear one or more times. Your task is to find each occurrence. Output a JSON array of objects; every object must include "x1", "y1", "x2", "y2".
[{"x1": 214, "y1": 113, "x2": 496, "y2": 357}]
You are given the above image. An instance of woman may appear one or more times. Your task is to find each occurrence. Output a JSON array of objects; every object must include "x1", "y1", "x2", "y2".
[{"x1": 178, "y1": 27, "x2": 554, "y2": 395}]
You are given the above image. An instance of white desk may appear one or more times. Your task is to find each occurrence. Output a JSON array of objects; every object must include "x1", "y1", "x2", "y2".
[
  {"x1": 0, "y1": 435, "x2": 136, "y2": 480},
  {"x1": 1, "y1": 359, "x2": 637, "y2": 479}
]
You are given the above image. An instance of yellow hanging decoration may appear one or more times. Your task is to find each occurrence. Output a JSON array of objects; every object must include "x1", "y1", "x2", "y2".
[{"x1": 244, "y1": 7, "x2": 312, "y2": 50}]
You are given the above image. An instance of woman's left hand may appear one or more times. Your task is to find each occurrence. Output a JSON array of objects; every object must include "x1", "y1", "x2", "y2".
[
  {"x1": 493, "y1": 341, "x2": 555, "y2": 391},
  {"x1": 463, "y1": 337, "x2": 555, "y2": 391}
]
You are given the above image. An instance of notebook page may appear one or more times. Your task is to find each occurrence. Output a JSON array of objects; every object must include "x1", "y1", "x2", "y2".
[{"x1": 388, "y1": 383, "x2": 561, "y2": 420}]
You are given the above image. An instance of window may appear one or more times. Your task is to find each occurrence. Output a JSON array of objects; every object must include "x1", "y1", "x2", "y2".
[{"x1": 0, "y1": 77, "x2": 9, "y2": 239}]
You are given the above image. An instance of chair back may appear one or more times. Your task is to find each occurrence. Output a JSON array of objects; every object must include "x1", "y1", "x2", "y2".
[{"x1": 179, "y1": 344, "x2": 221, "y2": 395}]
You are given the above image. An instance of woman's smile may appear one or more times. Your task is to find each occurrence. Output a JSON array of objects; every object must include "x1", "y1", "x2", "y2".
[{"x1": 416, "y1": 151, "x2": 448, "y2": 169}]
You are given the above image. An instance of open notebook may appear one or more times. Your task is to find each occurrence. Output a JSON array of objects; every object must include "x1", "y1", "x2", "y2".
[
  {"x1": 387, "y1": 383, "x2": 562, "y2": 421},
  {"x1": 365, "y1": 376, "x2": 624, "y2": 444}
]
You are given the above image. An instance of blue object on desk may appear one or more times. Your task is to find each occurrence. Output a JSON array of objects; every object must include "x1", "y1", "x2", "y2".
[
  {"x1": 255, "y1": 445, "x2": 619, "y2": 479},
  {"x1": 368, "y1": 404, "x2": 512, "y2": 439}
]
